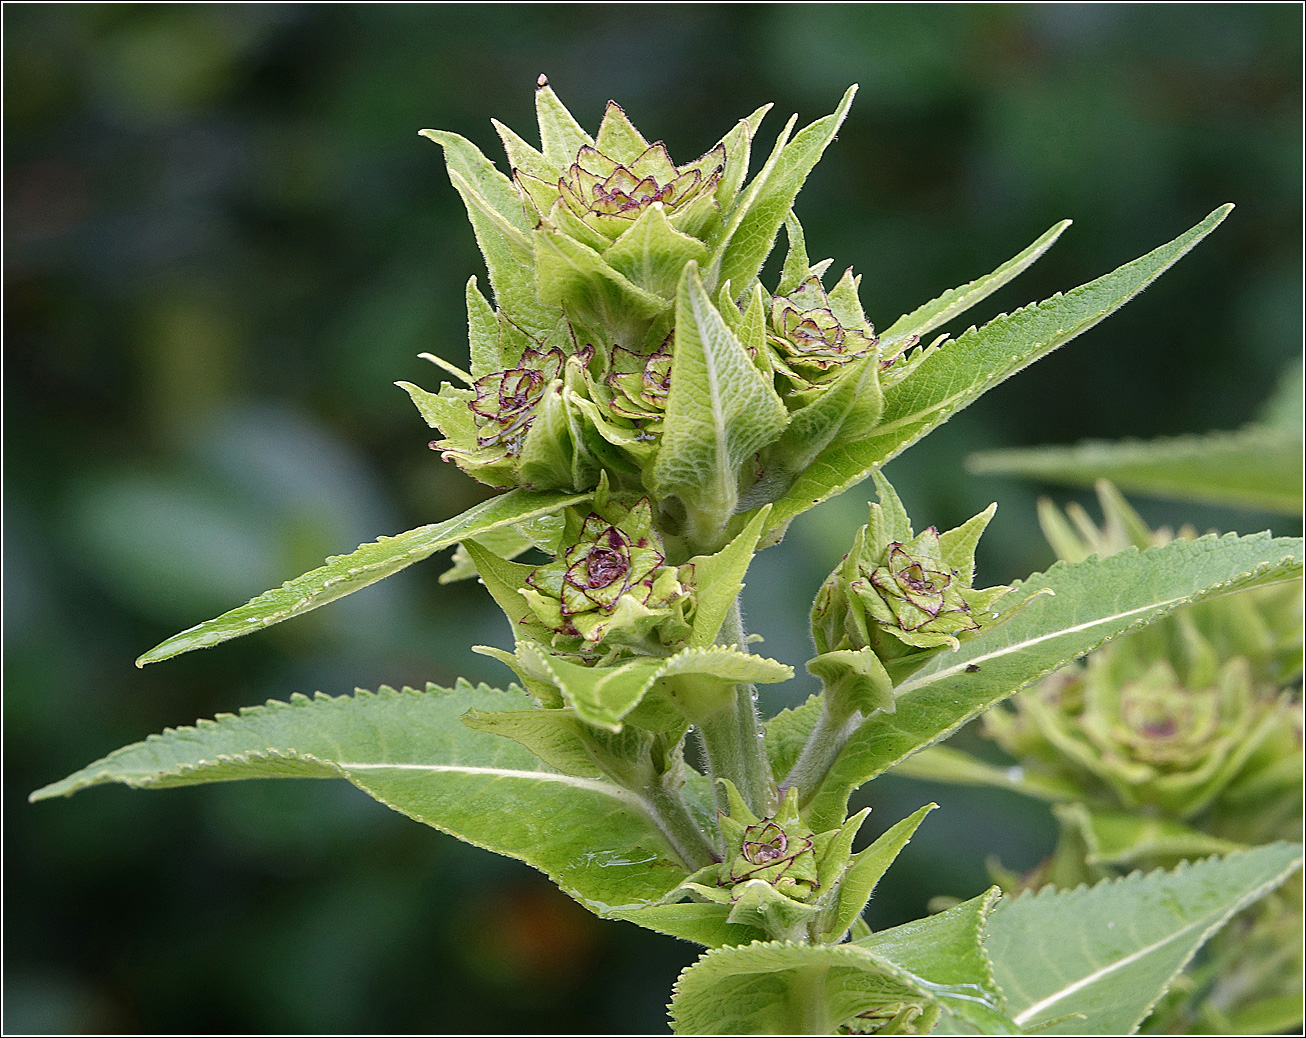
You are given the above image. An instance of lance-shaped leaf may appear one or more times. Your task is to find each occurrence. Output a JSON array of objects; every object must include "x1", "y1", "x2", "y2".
[
  {"x1": 1054, "y1": 803, "x2": 1245, "y2": 868},
  {"x1": 766, "y1": 205, "x2": 1235, "y2": 534},
  {"x1": 534, "y1": 229, "x2": 669, "y2": 340},
  {"x1": 611, "y1": 901, "x2": 769, "y2": 951},
  {"x1": 985, "y1": 842, "x2": 1304, "y2": 1035},
  {"x1": 686, "y1": 506, "x2": 770, "y2": 648},
  {"x1": 31, "y1": 681, "x2": 699, "y2": 911},
  {"x1": 858, "y1": 887, "x2": 1018, "y2": 1035},
  {"x1": 534, "y1": 80, "x2": 594, "y2": 166},
  {"x1": 650, "y1": 264, "x2": 788, "y2": 547},
  {"x1": 712, "y1": 86, "x2": 857, "y2": 296},
  {"x1": 878, "y1": 220, "x2": 1072, "y2": 348},
  {"x1": 421, "y1": 131, "x2": 561, "y2": 336},
  {"x1": 889, "y1": 744, "x2": 1083, "y2": 802},
  {"x1": 136, "y1": 488, "x2": 589, "y2": 665},
  {"x1": 668, "y1": 938, "x2": 936, "y2": 1035},
  {"x1": 969, "y1": 426, "x2": 1304, "y2": 515},
  {"x1": 825, "y1": 804, "x2": 936, "y2": 941},
  {"x1": 800, "y1": 530, "x2": 1303, "y2": 829}
]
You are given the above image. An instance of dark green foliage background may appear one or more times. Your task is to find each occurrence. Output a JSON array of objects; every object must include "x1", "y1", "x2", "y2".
[{"x1": 5, "y1": 5, "x2": 1300, "y2": 1033}]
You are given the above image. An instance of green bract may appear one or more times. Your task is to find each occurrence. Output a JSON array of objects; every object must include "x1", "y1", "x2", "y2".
[
  {"x1": 35, "y1": 79, "x2": 1304, "y2": 1035},
  {"x1": 812, "y1": 471, "x2": 1021, "y2": 661}
]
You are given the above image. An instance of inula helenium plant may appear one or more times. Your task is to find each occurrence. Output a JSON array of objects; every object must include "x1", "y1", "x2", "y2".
[{"x1": 35, "y1": 80, "x2": 1303, "y2": 1035}]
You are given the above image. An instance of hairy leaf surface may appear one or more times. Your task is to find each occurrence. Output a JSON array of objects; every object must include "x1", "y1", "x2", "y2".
[
  {"x1": 879, "y1": 220, "x2": 1072, "y2": 347},
  {"x1": 32, "y1": 682, "x2": 693, "y2": 912},
  {"x1": 969, "y1": 427, "x2": 1303, "y2": 514}
]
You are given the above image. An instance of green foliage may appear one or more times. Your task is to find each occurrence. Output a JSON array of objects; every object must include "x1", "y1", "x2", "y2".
[
  {"x1": 985, "y1": 843, "x2": 1304, "y2": 1035},
  {"x1": 35, "y1": 75, "x2": 1301, "y2": 1035}
]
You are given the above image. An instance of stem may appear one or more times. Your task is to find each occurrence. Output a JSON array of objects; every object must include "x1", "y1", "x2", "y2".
[
  {"x1": 697, "y1": 598, "x2": 776, "y2": 817},
  {"x1": 636, "y1": 777, "x2": 719, "y2": 871},
  {"x1": 779, "y1": 696, "x2": 863, "y2": 805},
  {"x1": 788, "y1": 963, "x2": 831, "y2": 1034}
]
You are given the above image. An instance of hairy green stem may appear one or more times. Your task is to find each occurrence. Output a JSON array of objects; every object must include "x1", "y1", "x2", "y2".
[
  {"x1": 698, "y1": 598, "x2": 777, "y2": 817},
  {"x1": 787, "y1": 963, "x2": 832, "y2": 1034},
  {"x1": 636, "y1": 777, "x2": 719, "y2": 871},
  {"x1": 780, "y1": 695, "x2": 863, "y2": 805}
]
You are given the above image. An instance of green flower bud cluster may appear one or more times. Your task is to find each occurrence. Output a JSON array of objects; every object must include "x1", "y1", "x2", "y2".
[
  {"x1": 674, "y1": 782, "x2": 875, "y2": 943},
  {"x1": 519, "y1": 496, "x2": 690, "y2": 651},
  {"x1": 812, "y1": 472, "x2": 1021, "y2": 664},
  {"x1": 404, "y1": 80, "x2": 903, "y2": 552},
  {"x1": 984, "y1": 483, "x2": 1303, "y2": 834}
]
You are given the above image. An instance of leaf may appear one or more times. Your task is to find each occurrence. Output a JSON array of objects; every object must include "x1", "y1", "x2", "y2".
[
  {"x1": 1054, "y1": 803, "x2": 1245, "y2": 868},
  {"x1": 416, "y1": 128, "x2": 528, "y2": 230},
  {"x1": 985, "y1": 842, "x2": 1305, "y2": 1035},
  {"x1": 878, "y1": 221, "x2": 1072, "y2": 347},
  {"x1": 766, "y1": 205, "x2": 1235, "y2": 533},
  {"x1": 686, "y1": 506, "x2": 770, "y2": 648},
  {"x1": 534, "y1": 82, "x2": 593, "y2": 167},
  {"x1": 438, "y1": 525, "x2": 534, "y2": 584},
  {"x1": 421, "y1": 134, "x2": 561, "y2": 336},
  {"x1": 889, "y1": 744, "x2": 1082, "y2": 802},
  {"x1": 712, "y1": 86, "x2": 857, "y2": 296},
  {"x1": 801, "y1": 531, "x2": 1304, "y2": 829},
  {"x1": 651, "y1": 264, "x2": 789, "y2": 545},
  {"x1": 764, "y1": 694, "x2": 823, "y2": 780},
  {"x1": 613, "y1": 901, "x2": 769, "y2": 949},
  {"x1": 859, "y1": 888, "x2": 1018, "y2": 1035},
  {"x1": 968, "y1": 426, "x2": 1303, "y2": 515},
  {"x1": 136, "y1": 489, "x2": 589, "y2": 665},
  {"x1": 826, "y1": 804, "x2": 936, "y2": 941},
  {"x1": 460, "y1": 707, "x2": 603, "y2": 778},
  {"x1": 668, "y1": 938, "x2": 935, "y2": 1035},
  {"x1": 30, "y1": 681, "x2": 697, "y2": 912},
  {"x1": 520, "y1": 642, "x2": 792, "y2": 732}
]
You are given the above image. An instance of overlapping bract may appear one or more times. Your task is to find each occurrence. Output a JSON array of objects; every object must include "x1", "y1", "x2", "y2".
[{"x1": 408, "y1": 81, "x2": 888, "y2": 540}]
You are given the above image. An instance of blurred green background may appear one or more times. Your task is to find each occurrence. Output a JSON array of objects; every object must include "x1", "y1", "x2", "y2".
[{"x1": 5, "y1": 5, "x2": 1301, "y2": 1033}]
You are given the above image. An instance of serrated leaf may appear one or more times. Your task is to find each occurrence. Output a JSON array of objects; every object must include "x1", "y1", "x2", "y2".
[
  {"x1": 766, "y1": 205, "x2": 1234, "y2": 533},
  {"x1": 969, "y1": 426, "x2": 1303, "y2": 515},
  {"x1": 985, "y1": 842, "x2": 1304, "y2": 1035},
  {"x1": 31, "y1": 681, "x2": 696, "y2": 911},
  {"x1": 1054, "y1": 802, "x2": 1245, "y2": 868},
  {"x1": 136, "y1": 489, "x2": 588, "y2": 665},
  {"x1": 460, "y1": 706, "x2": 603, "y2": 778},
  {"x1": 879, "y1": 221, "x2": 1072, "y2": 347},
  {"x1": 668, "y1": 938, "x2": 933, "y2": 1035},
  {"x1": 651, "y1": 264, "x2": 788, "y2": 546},
  {"x1": 416, "y1": 128, "x2": 528, "y2": 229},
  {"x1": 712, "y1": 86, "x2": 857, "y2": 296},
  {"x1": 858, "y1": 888, "x2": 1018, "y2": 1035},
  {"x1": 827, "y1": 804, "x2": 936, "y2": 941},
  {"x1": 801, "y1": 531, "x2": 1304, "y2": 829}
]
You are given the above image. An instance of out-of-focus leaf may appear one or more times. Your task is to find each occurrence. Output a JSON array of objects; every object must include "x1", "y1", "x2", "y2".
[{"x1": 985, "y1": 843, "x2": 1304, "y2": 1035}]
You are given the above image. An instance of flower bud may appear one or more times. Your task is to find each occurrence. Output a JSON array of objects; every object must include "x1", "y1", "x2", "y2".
[
  {"x1": 812, "y1": 472, "x2": 1019, "y2": 663},
  {"x1": 767, "y1": 274, "x2": 877, "y2": 388},
  {"x1": 520, "y1": 497, "x2": 690, "y2": 650}
]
